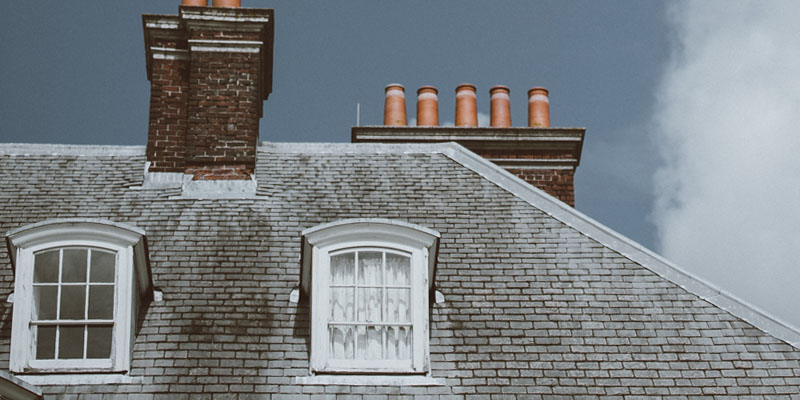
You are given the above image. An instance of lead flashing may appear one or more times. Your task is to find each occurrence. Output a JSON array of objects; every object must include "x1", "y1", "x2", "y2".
[{"x1": 175, "y1": 174, "x2": 258, "y2": 199}]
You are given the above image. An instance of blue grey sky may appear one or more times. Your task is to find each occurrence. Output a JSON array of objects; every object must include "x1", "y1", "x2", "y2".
[
  {"x1": 5, "y1": 2, "x2": 799, "y2": 330},
  {"x1": 0, "y1": 0, "x2": 668, "y2": 251}
]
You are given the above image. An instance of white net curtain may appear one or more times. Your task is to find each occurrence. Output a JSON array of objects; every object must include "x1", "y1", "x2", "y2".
[{"x1": 329, "y1": 249, "x2": 412, "y2": 361}]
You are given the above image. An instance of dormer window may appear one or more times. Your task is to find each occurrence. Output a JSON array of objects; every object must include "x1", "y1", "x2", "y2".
[
  {"x1": 5, "y1": 219, "x2": 152, "y2": 374},
  {"x1": 300, "y1": 219, "x2": 439, "y2": 374},
  {"x1": 30, "y1": 247, "x2": 117, "y2": 362}
]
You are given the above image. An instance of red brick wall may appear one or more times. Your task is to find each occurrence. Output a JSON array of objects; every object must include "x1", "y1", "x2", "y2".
[
  {"x1": 145, "y1": 15, "x2": 269, "y2": 180},
  {"x1": 505, "y1": 168, "x2": 575, "y2": 206},
  {"x1": 185, "y1": 49, "x2": 261, "y2": 179},
  {"x1": 478, "y1": 151, "x2": 576, "y2": 206},
  {"x1": 146, "y1": 42, "x2": 189, "y2": 173}
]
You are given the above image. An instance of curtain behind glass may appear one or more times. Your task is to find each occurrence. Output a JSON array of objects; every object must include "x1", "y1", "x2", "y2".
[{"x1": 329, "y1": 249, "x2": 411, "y2": 362}]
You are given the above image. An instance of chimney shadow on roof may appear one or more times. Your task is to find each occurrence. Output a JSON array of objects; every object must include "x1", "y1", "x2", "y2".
[
  {"x1": 0, "y1": 299, "x2": 10, "y2": 336},
  {"x1": 291, "y1": 295, "x2": 311, "y2": 358}
]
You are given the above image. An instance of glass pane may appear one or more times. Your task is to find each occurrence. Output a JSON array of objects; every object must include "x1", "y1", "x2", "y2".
[
  {"x1": 58, "y1": 326, "x2": 85, "y2": 359},
  {"x1": 90, "y1": 250, "x2": 115, "y2": 283},
  {"x1": 33, "y1": 250, "x2": 59, "y2": 283},
  {"x1": 86, "y1": 325, "x2": 113, "y2": 359},
  {"x1": 386, "y1": 288, "x2": 411, "y2": 322},
  {"x1": 386, "y1": 253, "x2": 411, "y2": 286},
  {"x1": 330, "y1": 287, "x2": 354, "y2": 321},
  {"x1": 33, "y1": 286, "x2": 58, "y2": 320},
  {"x1": 330, "y1": 252, "x2": 354, "y2": 285},
  {"x1": 88, "y1": 286, "x2": 114, "y2": 319},
  {"x1": 356, "y1": 325, "x2": 383, "y2": 360},
  {"x1": 60, "y1": 285, "x2": 86, "y2": 319},
  {"x1": 386, "y1": 325, "x2": 412, "y2": 360},
  {"x1": 35, "y1": 326, "x2": 56, "y2": 359},
  {"x1": 357, "y1": 287, "x2": 383, "y2": 322},
  {"x1": 329, "y1": 325, "x2": 355, "y2": 359},
  {"x1": 358, "y1": 251, "x2": 383, "y2": 285},
  {"x1": 62, "y1": 249, "x2": 87, "y2": 283}
]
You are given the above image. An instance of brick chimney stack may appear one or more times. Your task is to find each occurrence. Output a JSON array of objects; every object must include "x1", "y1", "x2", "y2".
[
  {"x1": 353, "y1": 84, "x2": 584, "y2": 207},
  {"x1": 143, "y1": 3, "x2": 274, "y2": 180}
]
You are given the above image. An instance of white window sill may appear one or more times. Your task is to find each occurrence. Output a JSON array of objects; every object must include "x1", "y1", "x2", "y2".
[
  {"x1": 295, "y1": 374, "x2": 445, "y2": 386},
  {"x1": 13, "y1": 373, "x2": 142, "y2": 386}
]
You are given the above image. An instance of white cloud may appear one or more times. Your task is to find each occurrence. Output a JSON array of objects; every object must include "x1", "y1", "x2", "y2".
[{"x1": 653, "y1": 1, "x2": 800, "y2": 329}]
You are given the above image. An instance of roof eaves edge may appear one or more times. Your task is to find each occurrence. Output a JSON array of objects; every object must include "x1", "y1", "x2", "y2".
[{"x1": 437, "y1": 142, "x2": 800, "y2": 349}]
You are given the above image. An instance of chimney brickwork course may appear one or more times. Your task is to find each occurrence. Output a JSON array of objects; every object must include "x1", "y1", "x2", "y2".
[{"x1": 143, "y1": 5, "x2": 273, "y2": 180}]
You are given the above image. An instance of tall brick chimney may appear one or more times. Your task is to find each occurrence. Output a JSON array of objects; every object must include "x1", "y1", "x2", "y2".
[
  {"x1": 352, "y1": 85, "x2": 584, "y2": 206},
  {"x1": 142, "y1": 4, "x2": 274, "y2": 180}
]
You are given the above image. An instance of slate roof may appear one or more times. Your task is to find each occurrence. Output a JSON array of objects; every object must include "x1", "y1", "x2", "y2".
[{"x1": 2, "y1": 142, "x2": 800, "y2": 398}]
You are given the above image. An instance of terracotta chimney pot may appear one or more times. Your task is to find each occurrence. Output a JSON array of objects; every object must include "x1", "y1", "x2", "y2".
[
  {"x1": 211, "y1": 0, "x2": 241, "y2": 7},
  {"x1": 489, "y1": 85, "x2": 511, "y2": 127},
  {"x1": 384, "y1": 84, "x2": 408, "y2": 126},
  {"x1": 416, "y1": 86, "x2": 439, "y2": 127},
  {"x1": 528, "y1": 87, "x2": 550, "y2": 127},
  {"x1": 455, "y1": 83, "x2": 478, "y2": 127},
  {"x1": 182, "y1": 0, "x2": 208, "y2": 5}
]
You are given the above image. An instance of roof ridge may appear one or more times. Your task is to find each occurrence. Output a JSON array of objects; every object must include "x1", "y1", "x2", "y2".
[
  {"x1": 0, "y1": 143, "x2": 145, "y2": 156},
  {"x1": 259, "y1": 141, "x2": 441, "y2": 154},
  {"x1": 436, "y1": 141, "x2": 800, "y2": 349}
]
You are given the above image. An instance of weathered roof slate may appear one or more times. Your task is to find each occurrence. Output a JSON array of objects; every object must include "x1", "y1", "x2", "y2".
[{"x1": 2, "y1": 142, "x2": 800, "y2": 398}]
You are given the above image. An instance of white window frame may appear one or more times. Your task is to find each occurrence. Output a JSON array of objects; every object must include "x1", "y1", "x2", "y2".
[
  {"x1": 300, "y1": 219, "x2": 439, "y2": 375},
  {"x1": 5, "y1": 219, "x2": 151, "y2": 374}
]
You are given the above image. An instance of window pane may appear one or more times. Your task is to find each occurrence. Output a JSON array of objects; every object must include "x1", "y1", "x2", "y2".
[
  {"x1": 35, "y1": 326, "x2": 56, "y2": 359},
  {"x1": 33, "y1": 286, "x2": 58, "y2": 320},
  {"x1": 86, "y1": 325, "x2": 113, "y2": 359},
  {"x1": 88, "y1": 286, "x2": 114, "y2": 319},
  {"x1": 358, "y1": 251, "x2": 383, "y2": 285},
  {"x1": 62, "y1": 249, "x2": 88, "y2": 283},
  {"x1": 60, "y1": 285, "x2": 86, "y2": 319},
  {"x1": 58, "y1": 326, "x2": 85, "y2": 359},
  {"x1": 330, "y1": 252, "x2": 354, "y2": 285},
  {"x1": 90, "y1": 250, "x2": 115, "y2": 283},
  {"x1": 356, "y1": 325, "x2": 383, "y2": 360},
  {"x1": 386, "y1": 288, "x2": 411, "y2": 323},
  {"x1": 33, "y1": 250, "x2": 59, "y2": 283},
  {"x1": 386, "y1": 325, "x2": 412, "y2": 360},
  {"x1": 357, "y1": 287, "x2": 383, "y2": 322},
  {"x1": 329, "y1": 325, "x2": 355, "y2": 359},
  {"x1": 386, "y1": 253, "x2": 411, "y2": 286},
  {"x1": 330, "y1": 287, "x2": 354, "y2": 321}
]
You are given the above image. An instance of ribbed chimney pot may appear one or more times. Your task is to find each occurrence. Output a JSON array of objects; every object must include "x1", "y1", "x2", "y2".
[
  {"x1": 416, "y1": 86, "x2": 439, "y2": 127},
  {"x1": 182, "y1": 0, "x2": 208, "y2": 6},
  {"x1": 212, "y1": 0, "x2": 241, "y2": 7},
  {"x1": 490, "y1": 85, "x2": 511, "y2": 127},
  {"x1": 455, "y1": 83, "x2": 478, "y2": 127},
  {"x1": 384, "y1": 84, "x2": 408, "y2": 126},
  {"x1": 528, "y1": 87, "x2": 550, "y2": 127}
]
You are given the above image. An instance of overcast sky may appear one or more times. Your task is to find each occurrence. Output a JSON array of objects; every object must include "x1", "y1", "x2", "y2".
[{"x1": 2, "y1": 2, "x2": 799, "y2": 330}]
